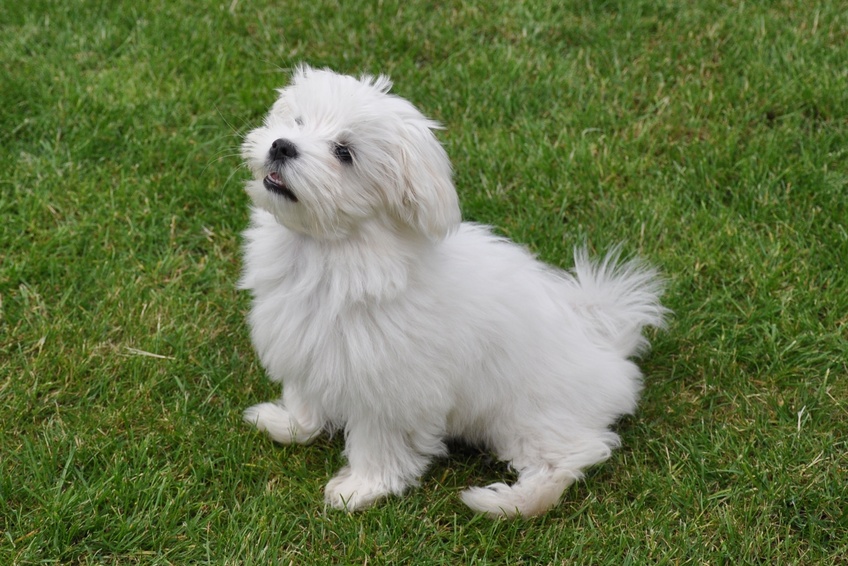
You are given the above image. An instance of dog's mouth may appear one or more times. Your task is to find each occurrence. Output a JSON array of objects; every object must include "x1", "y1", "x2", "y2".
[{"x1": 263, "y1": 172, "x2": 298, "y2": 202}]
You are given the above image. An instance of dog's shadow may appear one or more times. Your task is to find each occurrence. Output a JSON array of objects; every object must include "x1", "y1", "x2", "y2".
[{"x1": 426, "y1": 440, "x2": 519, "y2": 492}]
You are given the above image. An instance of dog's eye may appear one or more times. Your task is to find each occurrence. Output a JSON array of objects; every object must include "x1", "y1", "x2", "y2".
[{"x1": 333, "y1": 143, "x2": 353, "y2": 165}]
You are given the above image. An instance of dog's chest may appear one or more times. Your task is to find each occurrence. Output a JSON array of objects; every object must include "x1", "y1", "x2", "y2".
[{"x1": 249, "y1": 268, "x2": 401, "y2": 381}]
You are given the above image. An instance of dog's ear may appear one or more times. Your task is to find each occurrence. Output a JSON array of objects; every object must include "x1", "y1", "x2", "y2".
[
  {"x1": 359, "y1": 71, "x2": 393, "y2": 95},
  {"x1": 393, "y1": 121, "x2": 461, "y2": 241}
]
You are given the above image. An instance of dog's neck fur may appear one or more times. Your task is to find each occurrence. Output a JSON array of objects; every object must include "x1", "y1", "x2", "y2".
[
  {"x1": 242, "y1": 208, "x2": 433, "y2": 308},
  {"x1": 309, "y1": 218, "x2": 431, "y2": 304}
]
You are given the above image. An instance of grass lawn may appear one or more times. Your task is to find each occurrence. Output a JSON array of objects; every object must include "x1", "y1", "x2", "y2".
[{"x1": 2, "y1": 0, "x2": 846, "y2": 563}]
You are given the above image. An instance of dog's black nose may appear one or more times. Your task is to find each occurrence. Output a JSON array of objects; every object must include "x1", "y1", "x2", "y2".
[{"x1": 269, "y1": 138, "x2": 299, "y2": 162}]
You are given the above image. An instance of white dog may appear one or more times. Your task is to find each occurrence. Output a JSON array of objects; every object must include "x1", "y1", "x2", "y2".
[{"x1": 240, "y1": 66, "x2": 666, "y2": 517}]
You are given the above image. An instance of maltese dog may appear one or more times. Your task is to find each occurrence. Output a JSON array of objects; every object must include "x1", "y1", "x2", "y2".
[{"x1": 240, "y1": 65, "x2": 666, "y2": 517}]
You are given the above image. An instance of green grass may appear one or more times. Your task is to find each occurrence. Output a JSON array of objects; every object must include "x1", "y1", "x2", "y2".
[{"x1": 2, "y1": 0, "x2": 846, "y2": 563}]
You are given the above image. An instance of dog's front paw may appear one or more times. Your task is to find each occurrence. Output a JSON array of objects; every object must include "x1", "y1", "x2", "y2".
[
  {"x1": 324, "y1": 466, "x2": 394, "y2": 512},
  {"x1": 243, "y1": 402, "x2": 318, "y2": 444}
]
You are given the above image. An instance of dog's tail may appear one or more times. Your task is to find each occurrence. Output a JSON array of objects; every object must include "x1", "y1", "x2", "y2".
[{"x1": 568, "y1": 246, "x2": 668, "y2": 358}]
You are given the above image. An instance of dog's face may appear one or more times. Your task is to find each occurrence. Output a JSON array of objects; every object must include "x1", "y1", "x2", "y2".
[{"x1": 242, "y1": 66, "x2": 461, "y2": 241}]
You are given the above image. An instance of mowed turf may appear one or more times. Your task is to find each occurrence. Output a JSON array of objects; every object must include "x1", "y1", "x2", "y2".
[{"x1": 1, "y1": 0, "x2": 846, "y2": 563}]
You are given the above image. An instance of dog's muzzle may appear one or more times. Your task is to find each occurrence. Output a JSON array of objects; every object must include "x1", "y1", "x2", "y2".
[
  {"x1": 269, "y1": 138, "x2": 299, "y2": 162},
  {"x1": 263, "y1": 138, "x2": 299, "y2": 202},
  {"x1": 263, "y1": 171, "x2": 298, "y2": 202}
]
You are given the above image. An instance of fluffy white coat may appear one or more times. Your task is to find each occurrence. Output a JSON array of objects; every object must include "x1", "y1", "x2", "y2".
[{"x1": 240, "y1": 66, "x2": 666, "y2": 517}]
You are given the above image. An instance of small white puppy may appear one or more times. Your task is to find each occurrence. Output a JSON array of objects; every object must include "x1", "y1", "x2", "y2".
[{"x1": 240, "y1": 66, "x2": 666, "y2": 517}]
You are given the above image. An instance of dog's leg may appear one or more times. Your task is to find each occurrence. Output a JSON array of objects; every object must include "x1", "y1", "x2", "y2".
[
  {"x1": 460, "y1": 465, "x2": 579, "y2": 518},
  {"x1": 460, "y1": 432, "x2": 617, "y2": 518},
  {"x1": 243, "y1": 389, "x2": 323, "y2": 444},
  {"x1": 324, "y1": 421, "x2": 445, "y2": 511}
]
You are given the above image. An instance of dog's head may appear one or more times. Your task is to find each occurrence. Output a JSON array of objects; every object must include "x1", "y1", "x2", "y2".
[{"x1": 241, "y1": 66, "x2": 461, "y2": 241}]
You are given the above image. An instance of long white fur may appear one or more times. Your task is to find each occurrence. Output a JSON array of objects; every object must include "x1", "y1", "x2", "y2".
[{"x1": 240, "y1": 66, "x2": 666, "y2": 517}]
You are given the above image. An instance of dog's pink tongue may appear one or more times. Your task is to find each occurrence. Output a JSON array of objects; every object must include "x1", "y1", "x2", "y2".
[{"x1": 268, "y1": 172, "x2": 282, "y2": 183}]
